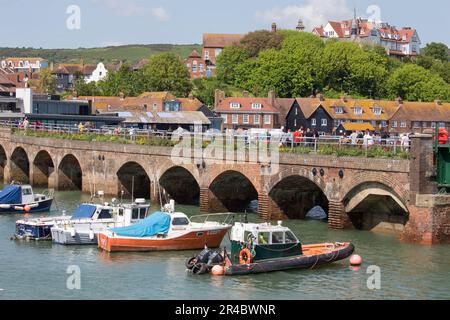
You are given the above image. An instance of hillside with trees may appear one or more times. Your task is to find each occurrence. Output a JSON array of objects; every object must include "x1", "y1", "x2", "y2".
[{"x1": 0, "y1": 44, "x2": 201, "y2": 65}]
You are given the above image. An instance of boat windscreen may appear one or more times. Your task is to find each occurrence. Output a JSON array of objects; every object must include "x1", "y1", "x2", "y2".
[{"x1": 71, "y1": 204, "x2": 98, "y2": 220}]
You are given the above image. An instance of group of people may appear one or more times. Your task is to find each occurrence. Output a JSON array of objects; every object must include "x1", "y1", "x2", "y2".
[
  {"x1": 341, "y1": 130, "x2": 411, "y2": 151},
  {"x1": 283, "y1": 127, "x2": 320, "y2": 147}
]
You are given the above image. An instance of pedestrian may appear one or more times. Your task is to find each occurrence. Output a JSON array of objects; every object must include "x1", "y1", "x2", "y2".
[
  {"x1": 401, "y1": 133, "x2": 410, "y2": 152},
  {"x1": 350, "y1": 130, "x2": 358, "y2": 145}
]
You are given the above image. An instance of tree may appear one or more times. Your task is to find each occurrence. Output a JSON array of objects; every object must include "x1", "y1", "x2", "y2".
[
  {"x1": 321, "y1": 41, "x2": 388, "y2": 98},
  {"x1": 74, "y1": 79, "x2": 102, "y2": 96},
  {"x1": 32, "y1": 68, "x2": 55, "y2": 94},
  {"x1": 97, "y1": 64, "x2": 139, "y2": 96},
  {"x1": 423, "y1": 42, "x2": 449, "y2": 62},
  {"x1": 386, "y1": 64, "x2": 450, "y2": 102},
  {"x1": 216, "y1": 46, "x2": 250, "y2": 84},
  {"x1": 192, "y1": 77, "x2": 238, "y2": 107},
  {"x1": 141, "y1": 53, "x2": 192, "y2": 97},
  {"x1": 239, "y1": 30, "x2": 283, "y2": 58}
]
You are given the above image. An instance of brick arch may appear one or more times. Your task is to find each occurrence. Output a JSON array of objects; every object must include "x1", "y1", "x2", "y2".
[
  {"x1": 159, "y1": 164, "x2": 201, "y2": 205},
  {"x1": 340, "y1": 171, "x2": 410, "y2": 206},
  {"x1": 115, "y1": 160, "x2": 151, "y2": 199},
  {"x1": 155, "y1": 160, "x2": 201, "y2": 187},
  {"x1": 206, "y1": 164, "x2": 261, "y2": 193},
  {"x1": 264, "y1": 166, "x2": 328, "y2": 197},
  {"x1": 10, "y1": 146, "x2": 31, "y2": 184},
  {"x1": 0, "y1": 143, "x2": 7, "y2": 181}
]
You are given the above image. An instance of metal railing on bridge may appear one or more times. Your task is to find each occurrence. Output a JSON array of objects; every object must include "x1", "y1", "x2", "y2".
[{"x1": 0, "y1": 121, "x2": 411, "y2": 158}]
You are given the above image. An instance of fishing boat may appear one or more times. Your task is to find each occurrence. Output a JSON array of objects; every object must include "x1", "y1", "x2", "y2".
[
  {"x1": 0, "y1": 185, "x2": 53, "y2": 214},
  {"x1": 51, "y1": 199, "x2": 150, "y2": 245},
  {"x1": 97, "y1": 201, "x2": 233, "y2": 252},
  {"x1": 14, "y1": 214, "x2": 70, "y2": 240},
  {"x1": 187, "y1": 221, "x2": 354, "y2": 276}
]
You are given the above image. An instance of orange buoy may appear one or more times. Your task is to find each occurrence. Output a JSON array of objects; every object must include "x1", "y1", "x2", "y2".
[
  {"x1": 350, "y1": 254, "x2": 363, "y2": 266},
  {"x1": 24, "y1": 205, "x2": 31, "y2": 213},
  {"x1": 211, "y1": 265, "x2": 225, "y2": 276}
]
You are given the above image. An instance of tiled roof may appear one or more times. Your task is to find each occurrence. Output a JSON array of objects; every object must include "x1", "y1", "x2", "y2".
[
  {"x1": 203, "y1": 33, "x2": 245, "y2": 48},
  {"x1": 178, "y1": 97, "x2": 204, "y2": 111},
  {"x1": 275, "y1": 98, "x2": 295, "y2": 120},
  {"x1": 188, "y1": 50, "x2": 202, "y2": 58},
  {"x1": 312, "y1": 27, "x2": 325, "y2": 37},
  {"x1": 138, "y1": 92, "x2": 174, "y2": 100},
  {"x1": 132, "y1": 59, "x2": 149, "y2": 70},
  {"x1": 53, "y1": 64, "x2": 99, "y2": 75},
  {"x1": 391, "y1": 101, "x2": 450, "y2": 122},
  {"x1": 215, "y1": 97, "x2": 278, "y2": 114}
]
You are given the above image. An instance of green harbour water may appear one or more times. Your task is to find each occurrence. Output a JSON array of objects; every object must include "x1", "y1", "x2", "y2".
[{"x1": 0, "y1": 188, "x2": 450, "y2": 300}]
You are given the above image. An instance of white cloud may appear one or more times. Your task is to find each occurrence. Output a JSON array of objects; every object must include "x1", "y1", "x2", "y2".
[
  {"x1": 151, "y1": 7, "x2": 170, "y2": 21},
  {"x1": 255, "y1": 0, "x2": 352, "y2": 30},
  {"x1": 100, "y1": 41, "x2": 124, "y2": 47},
  {"x1": 92, "y1": 0, "x2": 170, "y2": 20}
]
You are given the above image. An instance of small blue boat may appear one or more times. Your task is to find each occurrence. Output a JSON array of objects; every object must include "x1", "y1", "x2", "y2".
[{"x1": 0, "y1": 184, "x2": 54, "y2": 214}]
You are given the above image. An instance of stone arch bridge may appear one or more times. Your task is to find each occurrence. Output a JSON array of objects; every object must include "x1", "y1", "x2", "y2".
[{"x1": 0, "y1": 129, "x2": 449, "y2": 244}]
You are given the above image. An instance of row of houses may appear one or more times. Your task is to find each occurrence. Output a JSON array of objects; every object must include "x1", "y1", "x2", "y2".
[{"x1": 214, "y1": 90, "x2": 450, "y2": 135}]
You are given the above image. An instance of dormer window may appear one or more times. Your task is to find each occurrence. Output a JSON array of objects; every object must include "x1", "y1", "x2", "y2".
[
  {"x1": 373, "y1": 107, "x2": 382, "y2": 116},
  {"x1": 252, "y1": 103, "x2": 262, "y2": 109},
  {"x1": 335, "y1": 107, "x2": 343, "y2": 114},
  {"x1": 230, "y1": 102, "x2": 241, "y2": 109},
  {"x1": 354, "y1": 107, "x2": 363, "y2": 115}
]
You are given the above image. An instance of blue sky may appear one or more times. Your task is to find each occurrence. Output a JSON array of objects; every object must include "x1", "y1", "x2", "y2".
[{"x1": 1, "y1": 0, "x2": 448, "y2": 48}]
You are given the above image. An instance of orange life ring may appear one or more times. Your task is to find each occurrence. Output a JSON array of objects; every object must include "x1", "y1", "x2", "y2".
[{"x1": 239, "y1": 248, "x2": 252, "y2": 265}]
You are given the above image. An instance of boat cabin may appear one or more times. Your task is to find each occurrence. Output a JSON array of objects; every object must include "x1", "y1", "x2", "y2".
[{"x1": 229, "y1": 222, "x2": 303, "y2": 264}]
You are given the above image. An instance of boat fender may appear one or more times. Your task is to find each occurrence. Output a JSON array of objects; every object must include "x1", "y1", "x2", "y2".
[
  {"x1": 29, "y1": 203, "x2": 39, "y2": 209},
  {"x1": 239, "y1": 248, "x2": 252, "y2": 265},
  {"x1": 24, "y1": 205, "x2": 31, "y2": 213},
  {"x1": 211, "y1": 265, "x2": 225, "y2": 276},
  {"x1": 0, "y1": 204, "x2": 11, "y2": 209},
  {"x1": 70, "y1": 228, "x2": 76, "y2": 238},
  {"x1": 14, "y1": 206, "x2": 24, "y2": 211},
  {"x1": 185, "y1": 256, "x2": 197, "y2": 270},
  {"x1": 89, "y1": 229, "x2": 95, "y2": 240}
]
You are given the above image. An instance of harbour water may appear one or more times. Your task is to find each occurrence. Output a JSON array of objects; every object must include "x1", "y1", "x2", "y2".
[{"x1": 0, "y1": 188, "x2": 450, "y2": 300}]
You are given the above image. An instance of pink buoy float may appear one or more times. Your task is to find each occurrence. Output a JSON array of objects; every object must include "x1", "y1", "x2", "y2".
[
  {"x1": 24, "y1": 205, "x2": 31, "y2": 213},
  {"x1": 349, "y1": 254, "x2": 363, "y2": 266},
  {"x1": 211, "y1": 265, "x2": 225, "y2": 276}
]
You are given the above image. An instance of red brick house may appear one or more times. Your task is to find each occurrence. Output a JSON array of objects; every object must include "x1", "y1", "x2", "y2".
[
  {"x1": 214, "y1": 90, "x2": 280, "y2": 130},
  {"x1": 202, "y1": 33, "x2": 244, "y2": 77},
  {"x1": 185, "y1": 50, "x2": 206, "y2": 79}
]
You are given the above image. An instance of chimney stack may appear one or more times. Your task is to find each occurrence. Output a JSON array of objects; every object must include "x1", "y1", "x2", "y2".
[
  {"x1": 119, "y1": 92, "x2": 125, "y2": 100},
  {"x1": 268, "y1": 90, "x2": 276, "y2": 106},
  {"x1": 271, "y1": 22, "x2": 277, "y2": 33},
  {"x1": 396, "y1": 96, "x2": 403, "y2": 105},
  {"x1": 188, "y1": 93, "x2": 194, "y2": 100},
  {"x1": 214, "y1": 89, "x2": 225, "y2": 109},
  {"x1": 242, "y1": 90, "x2": 250, "y2": 97}
]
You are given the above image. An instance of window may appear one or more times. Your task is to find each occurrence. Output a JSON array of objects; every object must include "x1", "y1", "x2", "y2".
[
  {"x1": 422, "y1": 122, "x2": 427, "y2": 128},
  {"x1": 373, "y1": 107, "x2": 382, "y2": 115},
  {"x1": 311, "y1": 118, "x2": 317, "y2": 126},
  {"x1": 252, "y1": 103, "x2": 262, "y2": 109},
  {"x1": 295, "y1": 108, "x2": 298, "y2": 116},
  {"x1": 221, "y1": 114, "x2": 228, "y2": 124},
  {"x1": 132, "y1": 208, "x2": 139, "y2": 220},
  {"x1": 257, "y1": 232, "x2": 270, "y2": 245},
  {"x1": 22, "y1": 188, "x2": 32, "y2": 196},
  {"x1": 172, "y1": 217, "x2": 190, "y2": 226},
  {"x1": 199, "y1": 64, "x2": 204, "y2": 72},
  {"x1": 264, "y1": 114, "x2": 271, "y2": 125},
  {"x1": 381, "y1": 121, "x2": 387, "y2": 127},
  {"x1": 335, "y1": 107, "x2": 343, "y2": 114},
  {"x1": 413, "y1": 122, "x2": 420, "y2": 128},
  {"x1": 139, "y1": 208, "x2": 147, "y2": 219},
  {"x1": 285, "y1": 231, "x2": 297, "y2": 243},
  {"x1": 204, "y1": 50, "x2": 209, "y2": 60},
  {"x1": 354, "y1": 107, "x2": 362, "y2": 115},
  {"x1": 192, "y1": 60, "x2": 197, "y2": 72},
  {"x1": 400, "y1": 121, "x2": 407, "y2": 128},
  {"x1": 153, "y1": 103, "x2": 158, "y2": 111},
  {"x1": 431, "y1": 122, "x2": 437, "y2": 129},
  {"x1": 232, "y1": 114, "x2": 238, "y2": 124},
  {"x1": 272, "y1": 232, "x2": 284, "y2": 244},
  {"x1": 254, "y1": 114, "x2": 260, "y2": 125},
  {"x1": 243, "y1": 114, "x2": 249, "y2": 124},
  {"x1": 439, "y1": 122, "x2": 446, "y2": 128},
  {"x1": 230, "y1": 102, "x2": 240, "y2": 109},
  {"x1": 392, "y1": 121, "x2": 398, "y2": 128},
  {"x1": 294, "y1": 119, "x2": 297, "y2": 127},
  {"x1": 98, "y1": 209, "x2": 112, "y2": 219},
  {"x1": 321, "y1": 119, "x2": 327, "y2": 127}
]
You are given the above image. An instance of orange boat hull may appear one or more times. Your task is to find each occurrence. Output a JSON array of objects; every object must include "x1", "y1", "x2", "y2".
[{"x1": 98, "y1": 228, "x2": 230, "y2": 252}]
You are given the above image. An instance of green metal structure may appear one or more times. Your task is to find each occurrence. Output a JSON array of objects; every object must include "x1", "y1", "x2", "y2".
[{"x1": 435, "y1": 128, "x2": 450, "y2": 193}]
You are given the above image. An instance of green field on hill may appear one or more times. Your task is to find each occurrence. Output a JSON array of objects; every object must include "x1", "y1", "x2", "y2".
[{"x1": 0, "y1": 44, "x2": 201, "y2": 64}]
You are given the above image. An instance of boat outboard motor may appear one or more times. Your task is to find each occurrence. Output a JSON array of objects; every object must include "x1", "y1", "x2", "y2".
[{"x1": 185, "y1": 247, "x2": 214, "y2": 270}]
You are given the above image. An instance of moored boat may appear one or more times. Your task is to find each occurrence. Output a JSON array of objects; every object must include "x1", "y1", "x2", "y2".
[
  {"x1": 15, "y1": 215, "x2": 70, "y2": 240},
  {"x1": 0, "y1": 185, "x2": 53, "y2": 214},
  {"x1": 97, "y1": 202, "x2": 233, "y2": 252},
  {"x1": 187, "y1": 221, "x2": 355, "y2": 276},
  {"x1": 51, "y1": 199, "x2": 150, "y2": 245}
]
